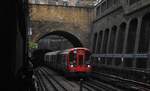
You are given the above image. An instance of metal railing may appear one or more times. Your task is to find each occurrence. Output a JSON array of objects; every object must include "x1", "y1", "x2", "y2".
[{"x1": 92, "y1": 53, "x2": 148, "y2": 58}]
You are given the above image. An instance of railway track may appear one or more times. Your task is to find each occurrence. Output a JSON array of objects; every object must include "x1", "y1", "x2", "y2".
[
  {"x1": 34, "y1": 67, "x2": 97, "y2": 91},
  {"x1": 84, "y1": 78, "x2": 122, "y2": 91},
  {"x1": 92, "y1": 71, "x2": 150, "y2": 91},
  {"x1": 35, "y1": 69, "x2": 51, "y2": 91},
  {"x1": 39, "y1": 68, "x2": 70, "y2": 91},
  {"x1": 35, "y1": 66, "x2": 141, "y2": 91},
  {"x1": 41, "y1": 67, "x2": 96, "y2": 91}
]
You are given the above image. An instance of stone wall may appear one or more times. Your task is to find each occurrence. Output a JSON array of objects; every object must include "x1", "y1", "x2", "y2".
[{"x1": 29, "y1": 4, "x2": 95, "y2": 48}]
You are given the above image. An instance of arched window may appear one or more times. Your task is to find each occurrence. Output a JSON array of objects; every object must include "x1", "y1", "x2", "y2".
[
  {"x1": 126, "y1": 18, "x2": 138, "y2": 53},
  {"x1": 115, "y1": 23, "x2": 126, "y2": 66},
  {"x1": 97, "y1": 31, "x2": 103, "y2": 53},
  {"x1": 116, "y1": 23, "x2": 126, "y2": 53},
  {"x1": 102, "y1": 29, "x2": 109, "y2": 53},
  {"x1": 92, "y1": 33, "x2": 98, "y2": 53},
  {"x1": 138, "y1": 13, "x2": 150, "y2": 53},
  {"x1": 108, "y1": 26, "x2": 117, "y2": 53},
  {"x1": 136, "y1": 13, "x2": 150, "y2": 68},
  {"x1": 107, "y1": 26, "x2": 117, "y2": 65}
]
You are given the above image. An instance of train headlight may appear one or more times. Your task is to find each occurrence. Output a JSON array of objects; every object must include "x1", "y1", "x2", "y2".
[
  {"x1": 74, "y1": 51, "x2": 77, "y2": 53},
  {"x1": 87, "y1": 65, "x2": 91, "y2": 67},
  {"x1": 70, "y1": 65, "x2": 74, "y2": 67}
]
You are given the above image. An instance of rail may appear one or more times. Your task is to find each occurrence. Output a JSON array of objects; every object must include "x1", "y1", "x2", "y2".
[
  {"x1": 92, "y1": 53, "x2": 148, "y2": 58},
  {"x1": 92, "y1": 71, "x2": 150, "y2": 91}
]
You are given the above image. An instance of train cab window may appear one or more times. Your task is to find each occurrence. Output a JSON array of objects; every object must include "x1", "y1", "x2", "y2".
[
  {"x1": 78, "y1": 55, "x2": 84, "y2": 65},
  {"x1": 85, "y1": 52, "x2": 91, "y2": 64}
]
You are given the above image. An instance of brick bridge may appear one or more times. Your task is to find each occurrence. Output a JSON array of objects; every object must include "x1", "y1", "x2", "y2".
[{"x1": 29, "y1": 4, "x2": 95, "y2": 48}]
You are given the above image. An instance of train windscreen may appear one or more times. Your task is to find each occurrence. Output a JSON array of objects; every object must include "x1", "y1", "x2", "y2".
[
  {"x1": 78, "y1": 49, "x2": 90, "y2": 65},
  {"x1": 78, "y1": 55, "x2": 84, "y2": 65},
  {"x1": 70, "y1": 49, "x2": 90, "y2": 66},
  {"x1": 85, "y1": 52, "x2": 90, "y2": 64}
]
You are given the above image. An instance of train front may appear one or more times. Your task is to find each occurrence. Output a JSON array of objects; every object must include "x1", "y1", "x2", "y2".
[{"x1": 67, "y1": 48, "x2": 92, "y2": 77}]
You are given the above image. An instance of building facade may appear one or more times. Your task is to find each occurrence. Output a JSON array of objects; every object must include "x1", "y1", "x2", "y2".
[
  {"x1": 29, "y1": 0, "x2": 96, "y2": 6},
  {"x1": 91, "y1": 0, "x2": 150, "y2": 70}
]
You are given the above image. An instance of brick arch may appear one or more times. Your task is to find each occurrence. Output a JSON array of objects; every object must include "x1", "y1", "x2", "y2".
[
  {"x1": 37, "y1": 31, "x2": 83, "y2": 47},
  {"x1": 138, "y1": 13, "x2": 150, "y2": 53},
  {"x1": 136, "y1": 13, "x2": 150, "y2": 68}
]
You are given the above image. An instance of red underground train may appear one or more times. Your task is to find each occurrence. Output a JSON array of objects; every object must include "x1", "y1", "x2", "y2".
[{"x1": 44, "y1": 47, "x2": 92, "y2": 77}]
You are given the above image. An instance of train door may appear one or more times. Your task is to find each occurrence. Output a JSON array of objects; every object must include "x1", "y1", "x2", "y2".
[{"x1": 69, "y1": 51, "x2": 77, "y2": 66}]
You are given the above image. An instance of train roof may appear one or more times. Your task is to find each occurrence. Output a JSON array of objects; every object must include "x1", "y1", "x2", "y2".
[
  {"x1": 45, "y1": 50, "x2": 60, "y2": 55},
  {"x1": 59, "y1": 47, "x2": 89, "y2": 53},
  {"x1": 71, "y1": 47, "x2": 89, "y2": 51},
  {"x1": 45, "y1": 47, "x2": 90, "y2": 56}
]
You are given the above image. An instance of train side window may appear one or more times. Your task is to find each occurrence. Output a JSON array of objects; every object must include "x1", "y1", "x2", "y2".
[
  {"x1": 64, "y1": 55, "x2": 67, "y2": 66},
  {"x1": 52, "y1": 55, "x2": 54, "y2": 62},
  {"x1": 44, "y1": 55, "x2": 46, "y2": 61},
  {"x1": 60, "y1": 55, "x2": 62, "y2": 64},
  {"x1": 60, "y1": 54, "x2": 63, "y2": 64},
  {"x1": 57, "y1": 54, "x2": 60, "y2": 63},
  {"x1": 55, "y1": 55, "x2": 57, "y2": 63},
  {"x1": 50, "y1": 56, "x2": 51, "y2": 63},
  {"x1": 48, "y1": 56, "x2": 49, "y2": 61},
  {"x1": 48, "y1": 55, "x2": 49, "y2": 61},
  {"x1": 58, "y1": 55, "x2": 60, "y2": 64},
  {"x1": 45, "y1": 55, "x2": 47, "y2": 61},
  {"x1": 63, "y1": 54, "x2": 66, "y2": 65},
  {"x1": 63, "y1": 55, "x2": 66, "y2": 63},
  {"x1": 52, "y1": 55, "x2": 54, "y2": 64}
]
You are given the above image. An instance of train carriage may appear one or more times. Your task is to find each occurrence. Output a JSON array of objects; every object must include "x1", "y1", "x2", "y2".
[{"x1": 44, "y1": 47, "x2": 92, "y2": 77}]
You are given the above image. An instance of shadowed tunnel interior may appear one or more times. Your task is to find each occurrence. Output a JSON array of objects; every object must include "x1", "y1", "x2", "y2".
[
  {"x1": 37, "y1": 31, "x2": 83, "y2": 47},
  {"x1": 31, "y1": 49, "x2": 52, "y2": 68}
]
